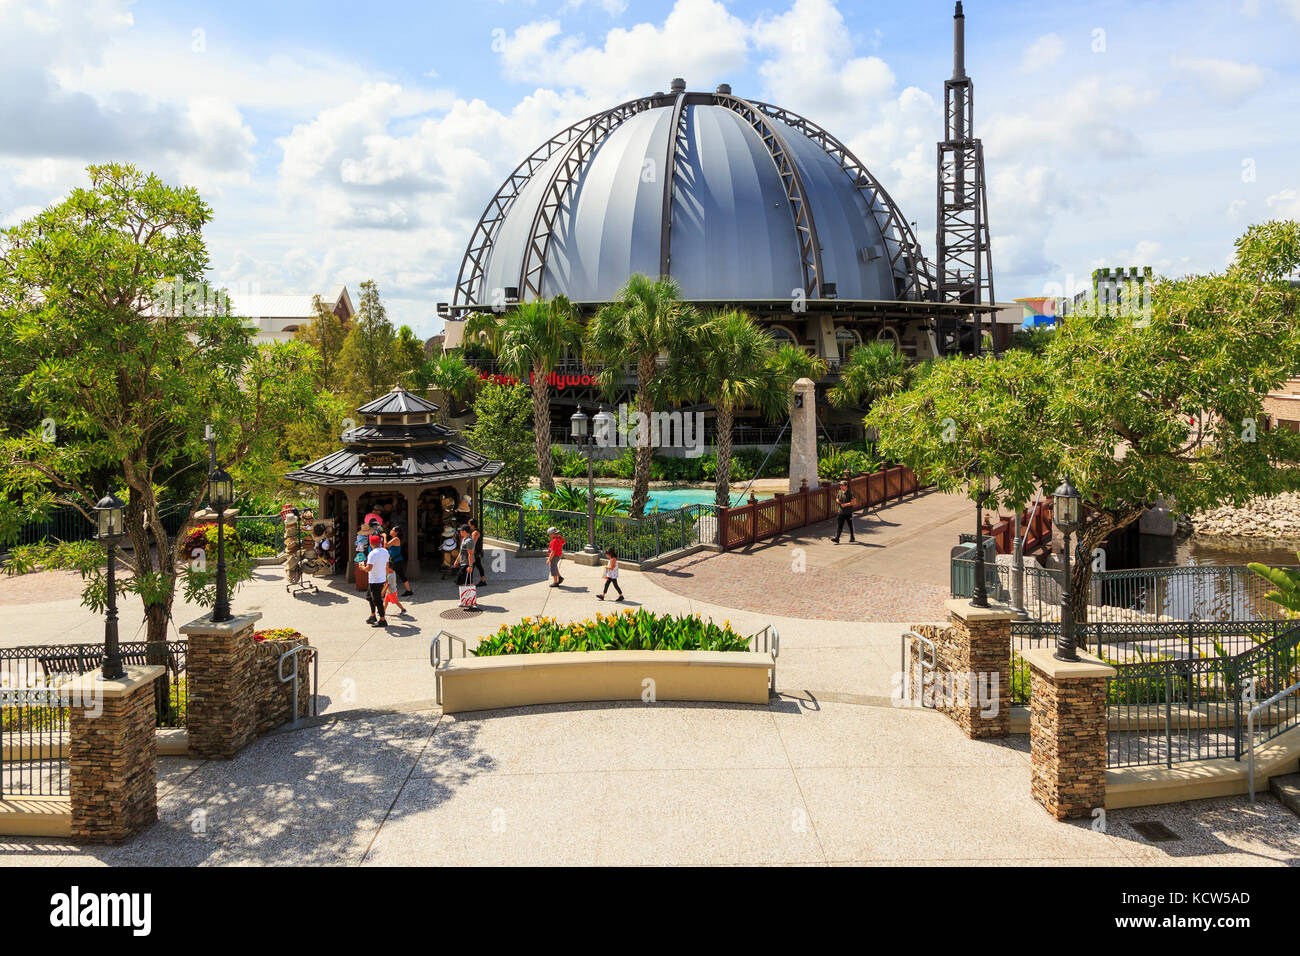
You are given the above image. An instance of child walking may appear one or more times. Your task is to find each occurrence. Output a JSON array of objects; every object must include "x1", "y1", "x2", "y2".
[
  {"x1": 596, "y1": 548, "x2": 624, "y2": 601},
  {"x1": 383, "y1": 564, "x2": 407, "y2": 616}
]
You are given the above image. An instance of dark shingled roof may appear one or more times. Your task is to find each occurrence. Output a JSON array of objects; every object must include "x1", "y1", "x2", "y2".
[
  {"x1": 356, "y1": 386, "x2": 440, "y2": 416},
  {"x1": 285, "y1": 443, "x2": 503, "y2": 487}
]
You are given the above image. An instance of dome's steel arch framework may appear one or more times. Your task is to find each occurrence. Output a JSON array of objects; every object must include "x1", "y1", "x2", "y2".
[{"x1": 451, "y1": 86, "x2": 934, "y2": 312}]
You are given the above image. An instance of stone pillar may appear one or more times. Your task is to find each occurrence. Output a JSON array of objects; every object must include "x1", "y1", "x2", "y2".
[
  {"x1": 909, "y1": 599, "x2": 1014, "y2": 739},
  {"x1": 1021, "y1": 648, "x2": 1116, "y2": 820},
  {"x1": 179, "y1": 612, "x2": 263, "y2": 759},
  {"x1": 68, "y1": 665, "x2": 164, "y2": 844},
  {"x1": 788, "y1": 377, "x2": 818, "y2": 494}
]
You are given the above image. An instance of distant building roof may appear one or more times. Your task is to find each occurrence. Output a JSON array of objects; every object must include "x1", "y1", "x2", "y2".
[{"x1": 227, "y1": 286, "x2": 353, "y2": 320}]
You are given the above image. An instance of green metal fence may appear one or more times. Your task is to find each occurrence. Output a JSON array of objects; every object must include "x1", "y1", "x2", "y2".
[{"x1": 481, "y1": 498, "x2": 719, "y2": 563}]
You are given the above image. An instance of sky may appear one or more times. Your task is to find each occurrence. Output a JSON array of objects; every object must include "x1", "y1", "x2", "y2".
[{"x1": 2, "y1": 0, "x2": 1298, "y2": 338}]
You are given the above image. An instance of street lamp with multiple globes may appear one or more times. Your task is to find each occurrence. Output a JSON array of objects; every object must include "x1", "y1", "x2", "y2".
[
  {"x1": 208, "y1": 464, "x2": 235, "y2": 623},
  {"x1": 1052, "y1": 478, "x2": 1083, "y2": 661},
  {"x1": 93, "y1": 492, "x2": 127, "y2": 680},
  {"x1": 569, "y1": 405, "x2": 616, "y2": 555}
]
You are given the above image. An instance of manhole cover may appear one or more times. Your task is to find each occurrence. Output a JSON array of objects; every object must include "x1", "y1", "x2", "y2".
[
  {"x1": 440, "y1": 608, "x2": 482, "y2": 620},
  {"x1": 1131, "y1": 821, "x2": 1181, "y2": 842}
]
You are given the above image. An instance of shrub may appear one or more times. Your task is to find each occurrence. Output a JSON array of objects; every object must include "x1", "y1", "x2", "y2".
[
  {"x1": 473, "y1": 609, "x2": 752, "y2": 656},
  {"x1": 253, "y1": 627, "x2": 306, "y2": 643},
  {"x1": 182, "y1": 522, "x2": 248, "y2": 558}
]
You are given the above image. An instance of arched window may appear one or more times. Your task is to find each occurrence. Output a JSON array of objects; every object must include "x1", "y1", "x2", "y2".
[
  {"x1": 767, "y1": 325, "x2": 797, "y2": 347},
  {"x1": 835, "y1": 327, "x2": 860, "y2": 363},
  {"x1": 876, "y1": 326, "x2": 901, "y2": 350}
]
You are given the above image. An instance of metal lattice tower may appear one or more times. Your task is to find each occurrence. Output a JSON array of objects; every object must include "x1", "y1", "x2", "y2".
[{"x1": 935, "y1": 2, "x2": 995, "y2": 346}]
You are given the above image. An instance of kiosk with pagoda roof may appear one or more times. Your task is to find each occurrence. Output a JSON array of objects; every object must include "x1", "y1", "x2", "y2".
[{"x1": 286, "y1": 385, "x2": 502, "y2": 579}]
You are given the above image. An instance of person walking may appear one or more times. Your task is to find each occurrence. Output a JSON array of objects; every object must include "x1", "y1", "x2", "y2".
[
  {"x1": 387, "y1": 526, "x2": 413, "y2": 595},
  {"x1": 456, "y1": 524, "x2": 480, "y2": 610},
  {"x1": 831, "y1": 470, "x2": 857, "y2": 544},
  {"x1": 383, "y1": 564, "x2": 407, "y2": 616},
  {"x1": 361, "y1": 533, "x2": 391, "y2": 627},
  {"x1": 468, "y1": 518, "x2": 486, "y2": 586},
  {"x1": 595, "y1": 548, "x2": 624, "y2": 601},
  {"x1": 546, "y1": 526, "x2": 565, "y2": 588}
]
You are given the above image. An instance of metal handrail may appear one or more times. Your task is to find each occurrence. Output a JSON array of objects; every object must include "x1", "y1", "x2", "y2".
[
  {"x1": 899, "y1": 630, "x2": 937, "y2": 708},
  {"x1": 430, "y1": 630, "x2": 469, "y2": 706},
  {"x1": 748, "y1": 623, "x2": 780, "y2": 694},
  {"x1": 1247, "y1": 680, "x2": 1300, "y2": 802},
  {"x1": 276, "y1": 644, "x2": 319, "y2": 727}
]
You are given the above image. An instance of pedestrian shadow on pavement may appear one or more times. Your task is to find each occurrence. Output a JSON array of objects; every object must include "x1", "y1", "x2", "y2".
[{"x1": 289, "y1": 589, "x2": 349, "y2": 606}]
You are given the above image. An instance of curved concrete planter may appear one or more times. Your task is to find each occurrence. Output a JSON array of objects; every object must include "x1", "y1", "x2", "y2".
[{"x1": 435, "y1": 649, "x2": 774, "y2": 714}]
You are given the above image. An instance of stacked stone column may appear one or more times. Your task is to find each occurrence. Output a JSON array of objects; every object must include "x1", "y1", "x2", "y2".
[
  {"x1": 1021, "y1": 649, "x2": 1115, "y2": 820},
  {"x1": 68, "y1": 665, "x2": 163, "y2": 843},
  {"x1": 179, "y1": 612, "x2": 263, "y2": 759},
  {"x1": 909, "y1": 600, "x2": 1013, "y2": 739}
]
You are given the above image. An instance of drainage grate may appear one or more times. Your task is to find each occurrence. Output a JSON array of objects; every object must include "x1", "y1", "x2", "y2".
[
  {"x1": 440, "y1": 608, "x2": 483, "y2": 620},
  {"x1": 1131, "y1": 821, "x2": 1182, "y2": 842}
]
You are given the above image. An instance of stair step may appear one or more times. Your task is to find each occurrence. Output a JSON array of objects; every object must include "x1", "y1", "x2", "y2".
[{"x1": 1268, "y1": 772, "x2": 1300, "y2": 816}]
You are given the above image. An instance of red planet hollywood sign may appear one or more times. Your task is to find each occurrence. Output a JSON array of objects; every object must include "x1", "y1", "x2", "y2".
[{"x1": 478, "y1": 370, "x2": 599, "y2": 390}]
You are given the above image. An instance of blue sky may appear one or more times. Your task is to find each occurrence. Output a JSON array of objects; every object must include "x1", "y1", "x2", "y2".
[{"x1": 3, "y1": 0, "x2": 1298, "y2": 337}]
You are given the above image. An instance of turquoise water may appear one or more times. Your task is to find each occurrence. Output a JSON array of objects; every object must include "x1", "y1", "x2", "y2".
[{"x1": 523, "y1": 485, "x2": 772, "y2": 510}]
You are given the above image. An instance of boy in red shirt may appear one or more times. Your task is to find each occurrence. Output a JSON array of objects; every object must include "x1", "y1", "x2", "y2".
[{"x1": 546, "y1": 526, "x2": 565, "y2": 588}]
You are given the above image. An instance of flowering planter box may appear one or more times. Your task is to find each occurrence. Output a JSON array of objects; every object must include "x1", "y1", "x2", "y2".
[{"x1": 435, "y1": 649, "x2": 774, "y2": 714}]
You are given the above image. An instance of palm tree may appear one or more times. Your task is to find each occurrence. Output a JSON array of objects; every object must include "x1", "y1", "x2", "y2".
[
  {"x1": 425, "y1": 353, "x2": 479, "y2": 424},
  {"x1": 475, "y1": 296, "x2": 582, "y2": 493},
  {"x1": 586, "y1": 274, "x2": 700, "y2": 516},
  {"x1": 672, "y1": 310, "x2": 788, "y2": 508},
  {"x1": 768, "y1": 340, "x2": 828, "y2": 418},
  {"x1": 828, "y1": 340, "x2": 914, "y2": 410}
]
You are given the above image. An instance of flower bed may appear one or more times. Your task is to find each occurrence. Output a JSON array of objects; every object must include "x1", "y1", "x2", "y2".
[
  {"x1": 253, "y1": 627, "x2": 307, "y2": 643},
  {"x1": 472, "y1": 610, "x2": 750, "y2": 656}
]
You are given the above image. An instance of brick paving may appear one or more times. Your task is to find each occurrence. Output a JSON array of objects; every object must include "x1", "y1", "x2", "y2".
[{"x1": 650, "y1": 549, "x2": 950, "y2": 622}]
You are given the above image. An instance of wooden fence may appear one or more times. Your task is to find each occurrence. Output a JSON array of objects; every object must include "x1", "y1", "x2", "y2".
[
  {"x1": 972, "y1": 496, "x2": 1055, "y2": 556},
  {"x1": 718, "y1": 465, "x2": 924, "y2": 551}
]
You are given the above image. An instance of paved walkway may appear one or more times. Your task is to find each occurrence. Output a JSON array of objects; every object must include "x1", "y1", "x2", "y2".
[{"x1": 3, "y1": 550, "x2": 1300, "y2": 865}]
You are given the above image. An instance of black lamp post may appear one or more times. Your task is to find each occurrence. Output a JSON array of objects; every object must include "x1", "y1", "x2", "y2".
[
  {"x1": 1053, "y1": 478, "x2": 1083, "y2": 661},
  {"x1": 570, "y1": 406, "x2": 600, "y2": 555},
  {"x1": 971, "y1": 467, "x2": 991, "y2": 608},
  {"x1": 94, "y1": 493, "x2": 127, "y2": 680},
  {"x1": 209, "y1": 464, "x2": 234, "y2": 623}
]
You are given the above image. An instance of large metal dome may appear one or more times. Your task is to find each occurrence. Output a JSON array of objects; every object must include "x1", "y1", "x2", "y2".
[{"x1": 453, "y1": 83, "x2": 931, "y2": 309}]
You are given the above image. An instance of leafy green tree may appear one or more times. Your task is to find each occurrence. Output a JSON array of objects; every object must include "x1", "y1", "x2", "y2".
[
  {"x1": 295, "y1": 294, "x2": 348, "y2": 392},
  {"x1": 586, "y1": 274, "x2": 700, "y2": 516},
  {"x1": 0, "y1": 162, "x2": 328, "y2": 647},
  {"x1": 339, "y1": 279, "x2": 396, "y2": 406},
  {"x1": 462, "y1": 381, "x2": 535, "y2": 503},
  {"x1": 468, "y1": 297, "x2": 582, "y2": 494},
  {"x1": 867, "y1": 220, "x2": 1300, "y2": 623},
  {"x1": 670, "y1": 310, "x2": 788, "y2": 507},
  {"x1": 829, "y1": 340, "x2": 915, "y2": 409},
  {"x1": 425, "y1": 353, "x2": 479, "y2": 424},
  {"x1": 1009, "y1": 324, "x2": 1056, "y2": 356},
  {"x1": 393, "y1": 324, "x2": 429, "y2": 391}
]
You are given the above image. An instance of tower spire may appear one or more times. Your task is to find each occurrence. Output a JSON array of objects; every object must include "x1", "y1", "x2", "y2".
[{"x1": 936, "y1": 0, "x2": 995, "y2": 355}]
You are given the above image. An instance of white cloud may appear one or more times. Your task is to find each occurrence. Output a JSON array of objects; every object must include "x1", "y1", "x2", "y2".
[
  {"x1": 1170, "y1": 55, "x2": 1267, "y2": 104},
  {"x1": 1020, "y1": 34, "x2": 1065, "y2": 73},
  {"x1": 1265, "y1": 188, "x2": 1300, "y2": 218},
  {"x1": 498, "y1": 0, "x2": 748, "y2": 100}
]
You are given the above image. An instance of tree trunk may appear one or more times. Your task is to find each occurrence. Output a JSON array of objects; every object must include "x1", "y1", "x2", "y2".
[
  {"x1": 532, "y1": 363, "x2": 554, "y2": 493},
  {"x1": 714, "y1": 405, "x2": 734, "y2": 509},
  {"x1": 629, "y1": 355, "x2": 657, "y2": 518},
  {"x1": 1070, "y1": 505, "x2": 1145, "y2": 628}
]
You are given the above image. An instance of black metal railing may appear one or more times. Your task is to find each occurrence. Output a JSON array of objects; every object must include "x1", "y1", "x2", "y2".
[
  {"x1": 0, "y1": 641, "x2": 189, "y2": 729},
  {"x1": 481, "y1": 499, "x2": 720, "y2": 563},
  {"x1": 1009, "y1": 620, "x2": 1300, "y2": 768},
  {"x1": 953, "y1": 557, "x2": 1293, "y2": 624},
  {"x1": 1, "y1": 686, "x2": 69, "y2": 797}
]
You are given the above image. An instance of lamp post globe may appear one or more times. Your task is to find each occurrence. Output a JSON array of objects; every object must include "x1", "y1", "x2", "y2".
[
  {"x1": 209, "y1": 465, "x2": 235, "y2": 623},
  {"x1": 94, "y1": 492, "x2": 127, "y2": 680},
  {"x1": 1052, "y1": 478, "x2": 1082, "y2": 661}
]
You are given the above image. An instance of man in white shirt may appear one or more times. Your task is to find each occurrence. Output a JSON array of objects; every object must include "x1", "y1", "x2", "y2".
[{"x1": 361, "y1": 534, "x2": 391, "y2": 627}]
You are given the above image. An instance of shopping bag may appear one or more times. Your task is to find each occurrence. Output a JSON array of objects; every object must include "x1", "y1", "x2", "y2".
[{"x1": 458, "y1": 584, "x2": 478, "y2": 609}]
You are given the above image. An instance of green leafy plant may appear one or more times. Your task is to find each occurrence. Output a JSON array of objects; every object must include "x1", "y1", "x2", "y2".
[
  {"x1": 472, "y1": 609, "x2": 751, "y2": 656},
  {"x1": 1248, "y1": 555, "x2": 1300, "y2": 618}
]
